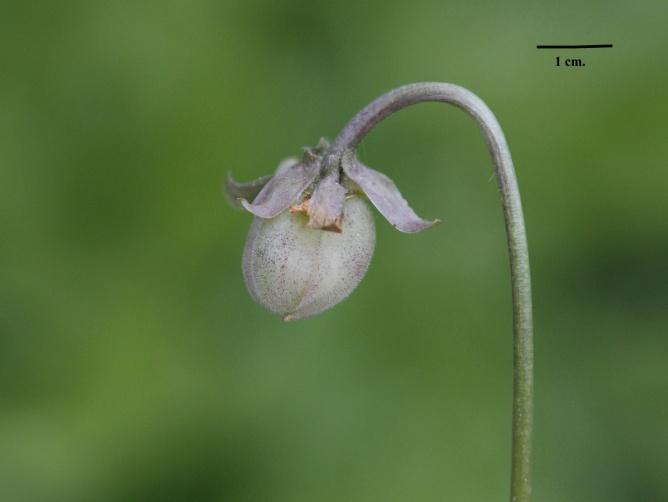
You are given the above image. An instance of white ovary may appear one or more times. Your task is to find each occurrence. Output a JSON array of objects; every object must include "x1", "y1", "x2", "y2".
[{"x1": 242, "y1": 196, "x2": 376, "y2": 321}]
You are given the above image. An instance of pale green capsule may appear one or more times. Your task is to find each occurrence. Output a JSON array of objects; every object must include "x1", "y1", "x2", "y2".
[
  {"x1": 242, "y1": 196, "x2": 375, "y2": 321},
  {"x1": 225, "y1": 141, "x2": 437, "y2": 321}
]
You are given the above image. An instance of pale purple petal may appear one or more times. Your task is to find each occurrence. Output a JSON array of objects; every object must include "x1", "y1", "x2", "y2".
[
  {"x1": 342, "y1": 152, "x2": 439, "y2": 233},
  {"x1": 307, "y1": 172, "x2": 346, "y2": 232},
  {"x1": 225, "y1": 157, "x2": 300, "y2": 210},
  {"x1": 240, "y1": 159, "x2": 319, "y2": 219},
  {"x1": 224, "y1": 172, "x2": 273, "y2": 210}
]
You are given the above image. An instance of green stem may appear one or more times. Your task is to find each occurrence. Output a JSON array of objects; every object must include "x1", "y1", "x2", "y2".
[{"x1": 330, "y1": 82, "x2": 534, "y2": 502}]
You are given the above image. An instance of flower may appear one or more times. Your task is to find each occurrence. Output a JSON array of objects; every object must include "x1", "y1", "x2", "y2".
[{"x1": 225, "y1": 138, "x2": 439, "y2": 321}]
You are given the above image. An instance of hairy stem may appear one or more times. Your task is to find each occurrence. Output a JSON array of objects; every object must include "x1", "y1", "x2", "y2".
[{"x1": 330, "y1": 82, "x2": 534, "y2": 502}]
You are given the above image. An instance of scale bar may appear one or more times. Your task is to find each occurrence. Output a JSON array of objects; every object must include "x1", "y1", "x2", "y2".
[{"x1": 537, "y1": 44, "x2": 613, "y2": 49}]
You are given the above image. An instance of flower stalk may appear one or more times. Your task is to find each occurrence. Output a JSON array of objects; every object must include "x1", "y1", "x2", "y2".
[{"x1": 328, "y1": 82, "x2": 534, "y2": 502}]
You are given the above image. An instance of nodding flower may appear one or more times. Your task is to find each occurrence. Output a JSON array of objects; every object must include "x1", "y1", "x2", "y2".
[
  {"x1": 225, "y1": 138, "x2": 439, "y2": 321},
  {"x1": 223, "y1": 82, "x2": 534, "y2": 502}
]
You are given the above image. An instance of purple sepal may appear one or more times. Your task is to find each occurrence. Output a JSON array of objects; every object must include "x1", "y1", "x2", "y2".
[
  {"x1": 341, "y1": 151, "x2": 439, "y2": 233},
  {"x1": 239, "y1": 158, "x2": 319, "y2": 219}
]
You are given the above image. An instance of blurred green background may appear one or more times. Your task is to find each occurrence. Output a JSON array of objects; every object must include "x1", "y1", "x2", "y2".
[{"x1": 2, "y1": 1, "x2": 667, "y2": 501}]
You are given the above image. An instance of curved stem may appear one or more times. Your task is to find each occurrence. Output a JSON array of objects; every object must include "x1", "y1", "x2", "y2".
[{"x1": 330, "y1": 82, "x2": 534, "y2": 502}]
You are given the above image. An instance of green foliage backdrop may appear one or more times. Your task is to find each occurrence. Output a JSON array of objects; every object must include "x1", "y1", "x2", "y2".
[{"x1": 1, "y1": 1, "x2": 667, "y2": 501}]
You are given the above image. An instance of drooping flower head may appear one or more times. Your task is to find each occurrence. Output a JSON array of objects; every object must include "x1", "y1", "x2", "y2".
[{"x1": 225, "y1": 138, "x2": 438, "y2": 321}]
